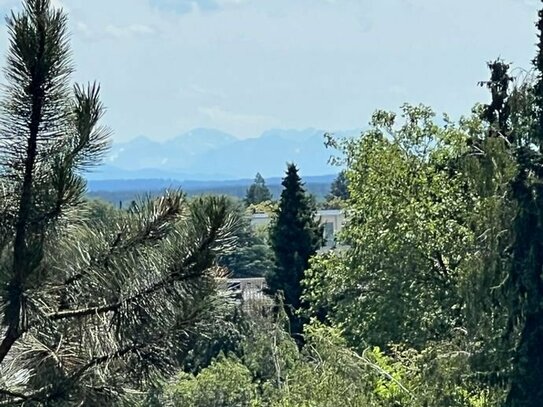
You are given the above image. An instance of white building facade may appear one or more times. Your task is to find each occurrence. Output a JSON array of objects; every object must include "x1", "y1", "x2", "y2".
[{"x1": 249, "y1": 209, "x2": 345, "y2": 249}]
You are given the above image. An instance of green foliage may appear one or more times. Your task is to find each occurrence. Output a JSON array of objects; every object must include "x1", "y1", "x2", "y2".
[
  {"x1": 245, "y1": 172, "x2": 273, "y2": 205},
  {"x1": 267, "y1": 164, "x2": 323, "y2": 337},
  {"x1": 247, "y1": 199, "x2": 278, "y2": 215},
  {"x1": 478, "y1": 59, "x2": 513, "y2": 140},
  {"x1": 534, "y1": 5, "x2": 543, "y2": 144},
  {"x1": 83, "y1": 197, "x2": 120, "y2": 224},
  {"x1": 167, "y1": 356, "x2": 261, "y2": 407},
  {"x1": 306, "y1": 105, "x2": 481, "y2": 348},
  {"x1": 218, "y1": 199, "x2": 275, "y2": 278},
  {"x1": 0, "y1": 1, "x2": 243, "y2": 404},
  {"x1": 240, "y1": 307, "x2": 299, "y2": 386},
  {"x1": 305, "y1": 98, "x2": 520, "y2": 405},
  {"x1": 222, "y1": 243, "x2": 275, "y2": 278},
  {"x1": 329, "y1": 170, "x2": 349, "y2": 200},
  {"x1": 3, "y1": 1, "x2": 543, "y2": 406},
  {"x1": 156, "y1": 315, "x2": 500, "y2": 407},
  {"x1": 323, "y1": 170, "x2": 349, "y2": 209},
  {"x1": 272, "y1": 324, "x2": 376, "y2": 407},
  {"x1": 504, "y1": 152, "x2": 543, "y2": 405}
]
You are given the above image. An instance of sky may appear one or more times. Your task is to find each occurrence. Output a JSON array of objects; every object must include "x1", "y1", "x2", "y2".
[{"x1": 0, "y1": 0, "x2": 539, "y2": 142}]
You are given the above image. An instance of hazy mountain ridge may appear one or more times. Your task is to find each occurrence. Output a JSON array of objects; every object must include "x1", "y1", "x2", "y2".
[
  {"x1": 87, "y1": 174, "x2": 337, "y2": 192},
  {"x1": 87, "y1": 174, "x2": 337, "y2": 204},
  {"x1": 90, "y1": 127, "x2": 359, "y2": 181}
]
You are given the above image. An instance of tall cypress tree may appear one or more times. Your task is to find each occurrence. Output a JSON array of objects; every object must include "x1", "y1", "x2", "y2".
[
  {"x1": 505, "y1": 4, "x2": 543, "y2": 406},
  {"x1": 505, "y1": 154, "x2": 543, "y2": 407},
  {"x1": 267, "y1": 164, "x2": 323, "y2": 338}
]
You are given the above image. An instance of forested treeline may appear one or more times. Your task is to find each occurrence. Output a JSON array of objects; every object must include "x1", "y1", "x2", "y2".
[{"x1": 1, "y1": 0, "x2": 543, "y2": 406}]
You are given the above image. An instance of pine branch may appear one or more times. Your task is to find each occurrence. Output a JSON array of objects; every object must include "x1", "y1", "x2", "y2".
[
  {"x1": 0, "y1": 344, "x2": 144, "y2": 405},
  {"x1": 70, "y1": 343, "x2": 147, "y2": 382},
  {"x1": 0, "y1": 306, "x2": 205, "y2": 405},
  {"x1": 63, "y1": 192, "x2": 184, "y2": 287},
  {"x1": 48, "y1": 253, "x2": 213, "y2": 322},
  {"x1": 0, "y1": 0, "x2": 73, "y2": 366},
  {"x1": 0, "y1": 382, "x2": 54, "y2": 406},
  {"x1": 0, "y1": 387, "x2": 28, "y2": 401}
]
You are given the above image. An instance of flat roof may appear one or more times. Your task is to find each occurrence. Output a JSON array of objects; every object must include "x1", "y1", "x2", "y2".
[
  {"x1": 317, "y1": 209, "x2": 343, "y2": 216},
  {"x1": 251, "y1": 213, "x2": 270, "y2": 219},
  {"x1": 249, "y1": 209, "x2": 344, "y2": 220}
]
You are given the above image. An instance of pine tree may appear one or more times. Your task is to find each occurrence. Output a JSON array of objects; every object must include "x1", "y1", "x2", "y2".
[
  {"x1": 267, "y1": 164, "x2": 323, "y2": 338},
  {"x1": 0, "y1": 1, "x2": 240, "y2": 404},
  {"x1": 245, "y1": 172, "x2": 272, "y2": 205}
]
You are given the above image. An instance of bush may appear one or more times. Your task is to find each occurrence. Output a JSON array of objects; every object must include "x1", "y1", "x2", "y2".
[{"x1": 168, "y1": 356, "x2": 261, "y2": 407}]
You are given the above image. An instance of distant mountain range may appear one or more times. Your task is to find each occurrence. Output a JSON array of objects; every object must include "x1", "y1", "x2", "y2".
[
  {"x1": 85, "y1": 127, "x2": 359, "y2": 202},
  {"x1": 87, "y1": 127, "x2": 359, "y2": 183}
]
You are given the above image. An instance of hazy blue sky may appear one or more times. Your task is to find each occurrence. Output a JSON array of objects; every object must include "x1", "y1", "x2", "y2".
[{"x1": 0, "y1": 0, "x2": 539, "y2": 141}]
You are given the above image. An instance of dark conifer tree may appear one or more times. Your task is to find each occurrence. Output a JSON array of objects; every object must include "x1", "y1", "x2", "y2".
[
  {"x1": 505, "y1": 4, "x2": 543, "y2": 406},
  {"x1": 535, "y1": 3, "x2": 543, "y2": 148},
  {"x1": 478, "y1": 59, "x2": 513, "y2": 141},
  {"x1": 245, "y1": 172, "x2": 272, "y2": 205},
  {"x1": 267, "y1": 164, "x2": 323, "y2": 338}
]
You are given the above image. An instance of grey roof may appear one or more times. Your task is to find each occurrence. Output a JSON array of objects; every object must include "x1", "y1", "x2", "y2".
[{"x1": 317, "y1": 209, "x2": 344, "y2": 216}]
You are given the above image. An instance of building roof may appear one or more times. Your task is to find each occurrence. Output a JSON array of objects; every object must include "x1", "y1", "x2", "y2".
[
  {"x1": 249, "y1": 209, "x2": 344, "y2": 221},
  {"x1": 251, "y1": 213, "x2": 270, "y2": 219},
  {"x1": 317, "y1": 209, "x2": 343, "y2": 216}
]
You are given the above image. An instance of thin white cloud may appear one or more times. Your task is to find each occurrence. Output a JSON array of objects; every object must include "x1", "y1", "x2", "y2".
[
  {"x1": 388, "y1": 85, "x2": 408, "y2": 96},
  {"x1": 199, "y1": 106, "x2": 277, "y2": 130},
  {"x1": 104, "y1": 24, "x2": 156, "y2": 39},
  {"x1": 215, "y1": 0, "x2": 251, "y2": 6},
  {"x1": 183, "y1": 84, "x2": 227, "y2": 100},
  {"x1": 129, "y1": 24, "x2": 156, "y2": 35},
  {"x1": 48, "y1": 0, "x2": 542, "y2": 142},
  {"x1": 149, "y1": 0, "x2": 252, "y2": 14},
  {"x1": 74, "y1": 21, "x2": 92, "y2": 38}
]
